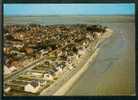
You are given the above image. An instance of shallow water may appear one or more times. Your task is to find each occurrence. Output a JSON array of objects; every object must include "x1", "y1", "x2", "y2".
[
  {"x1": 4, "y1": 15, "x2": 135, "y2": 95},
  {"x1": 66, "y1": 21, "x2": 135, "y2": 95}
]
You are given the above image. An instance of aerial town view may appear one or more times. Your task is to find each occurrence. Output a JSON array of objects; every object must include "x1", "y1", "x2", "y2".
[
  {"x1": 3, "y1": 4, "x2": 135, "y2": 96},
  {"x1": 4, "y1": 24, "x2": 112, "y2": 96}
]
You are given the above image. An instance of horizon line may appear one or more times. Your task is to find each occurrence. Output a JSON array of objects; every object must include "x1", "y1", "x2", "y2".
[{"x1": 4, "y1": 14, "x2": 135, "y2": 17}]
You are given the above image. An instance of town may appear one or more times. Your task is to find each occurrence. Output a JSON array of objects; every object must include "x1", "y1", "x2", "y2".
[{"x1": 4, "y1": 24, "x2": 107, "y2": 96}]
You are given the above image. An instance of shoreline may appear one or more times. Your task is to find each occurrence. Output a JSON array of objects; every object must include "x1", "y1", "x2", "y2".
[
  {"x1": 40, "y1": 30, "x2": 112, "y2": 96},
  {"x1": 53, "y1": 48, "x2": 100, "y2": 95}
]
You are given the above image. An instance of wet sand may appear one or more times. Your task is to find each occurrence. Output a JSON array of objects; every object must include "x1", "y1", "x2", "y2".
[
  {"x1": 66, "y1": 21, "x2": 135, "y2": 95},
  {"x1": 4, "y1": 15, "x2": 135, "y2": 96}
]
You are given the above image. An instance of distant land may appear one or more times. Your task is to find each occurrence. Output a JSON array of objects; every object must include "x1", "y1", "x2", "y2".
[
  {"x1": 4, "y1": 14, "x2": 134, "y2": 17},
  {"x1": 4, "y1": 15, "x2": 135, "y2": 25}
]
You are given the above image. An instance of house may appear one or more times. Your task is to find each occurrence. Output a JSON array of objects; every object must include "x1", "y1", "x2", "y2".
[
  {"x1": 93, "y1": 32, "x2": 101, "y2": 39},
  {"x1": 55, "y1": 66, "x2": 63, "y2": 76},
  {"x1": 75, "y1": 54, "x2": 79, "y2": 60},
  {"x1": 3, "y1": 47, "x2": 11, "y2": 55},
  {"x1": 4, "y1": 32, "x2": 10, "y2": 37},
  {"x1": 43, "y1": 73, "x2": 53, "y2": 81},
  {"x1": 39, "y1": 80, "x2": 47, "y2": 86},
  {"x1": 57, "y1": 50, "x2": 62, "y2": 57},
  {"x1": 11, "y1": 50, "x2": 25, "y2": 59},
  {"x1": 86, "y1": 33, "x2": 91, "y2": 40},
  {"x1": 9, "y1": 66, "x2": 17, "y2": 72},
  {"x1": 67, "y1": 63, "x2": 74, "y2": 70},
  {"x1": 78, "y1": 48, "x2": 85, "y2": 56},
  {"x1": 65, "y1": 60, "x2": 73, "y2": 70},
  {"x1": 14, "y1": 33, "x2": 24, "y2": 40},
  {"x1": 4, "y1": 86, "x2": 11, "y2": 93},
  {"x1": 13, "y1": 44, "x2": 24, "y2": 48},
  {"x1": 10, "y1": 60, "x2": 19, "y2": 68},
  {"x1": 24, "y1": 80, "x2": 41, "y2": 93},
  {"x1": 25, "y1": 47, "x2": 33, "y2": 54},
  {"x1": 4, "y1": 65, "x2": 11, "y2": 75},
  {"x1": 31, "y1": 72, "x2": 43, "y2": 77},
  {"x1": 40, "y1": 49, "x2": 48, "y2": 56}
]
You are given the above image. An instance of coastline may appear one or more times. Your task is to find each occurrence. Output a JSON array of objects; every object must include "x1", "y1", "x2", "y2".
[
  {"x1": 53, "y1": 48, "x2": 100, "y2": 95},
  {"x1": 40, "y1": 30, "x2": 113, "y2": 96}
]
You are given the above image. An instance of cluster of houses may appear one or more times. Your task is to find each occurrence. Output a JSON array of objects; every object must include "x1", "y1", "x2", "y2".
[
  {"x1": 4, "y1": 24, "x2": 107, "y2": 95},
  {"x1": 4, "y1": 59, "x2": 65, "y2": 95}
]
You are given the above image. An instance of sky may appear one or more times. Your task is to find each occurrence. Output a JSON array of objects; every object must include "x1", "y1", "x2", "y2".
[{"x1": 4, "y1": 4, "x2": 135, "y2": 16}]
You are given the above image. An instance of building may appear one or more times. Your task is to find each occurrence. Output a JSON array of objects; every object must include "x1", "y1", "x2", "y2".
[
  {"x1": 56, "y1": 50, "x2": 63, "y2": 57},
  {"x1": 24, "y1": 47, "x2": 33, "y2": 54},
  {"x1": 10, "y1": 60, "x2": 21, "y2": 68},
  {"x1": 64, "y1": 60, "x2": 73, "y2": 70},
  {"x1": 93, "y1": 32, "x2": 101, "y2": 39},
  {"x1": 4, "y1": 66, "x2": 17, "y2": 74},
  {"x1": 13, "y1": 43, "x2": 24, "y2": 49},
  {"x1": 24, "y1": 80, "x2": 41, "y2": 93},
  {"x1": 31, "y1": 72, "x2": 43, "y2": 77},
  {"x1": 40, "y1": 49, "x2": 48, "y2": 56},
  {"x1": 4, "y1": 65, "x2": 11, "y2": 75},
  {"x1": 55, "y1": 67, "x2": 63, "y2": 76},
  {"x1": 43, "y1": 73, "x2": 53, "y2": 81},
  {"x1": 4, "y1": 86, "x2": 11, "y2": 93},
  {"x1": 3, "y1": 47, "x2": 11, "y2": 55},
  {"x1": 78, "y1": 48, "x2": 85, "y2": 56}
]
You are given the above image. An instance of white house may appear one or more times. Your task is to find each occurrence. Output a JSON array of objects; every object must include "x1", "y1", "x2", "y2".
[
  {"x1": 65, "y1": 61, "x2": 73, "y2": 70},
  {"x1": 9, "y1": 66, "x2": 17, "y2": 72},
  {"x1": 57, "y1": 50, "x2": 62, "y2": 57},
  {"x1": 24, "y1": 80, "x2": 41, "y2": 93},
  {"x1": 31, "y1": 72, "x2": 43, "y2": 77},
  {"x1": 43, "y1": 73, "x2": 53, "y2": 81},
  {"x1": 4, "y1": 33, "x2": 10, "y2": 36},
  {"x1": 55, "y1": 67, "x2": 63, "y2": 76},
  {"x1": 13, "y1": 44, "x2": 24, "y2": 48},
  {"x1": 94, "y1": 32, "x2": 101, "y2": 38},
  {"x1": 4, "y1": 65, "x2": 11, "y2": 75},
  {"x1": 83, "y1": 42, "x2": 86, "y2": 46},
  {"x1": 40, "y1": 49, "x2": 48, "y2": 56},
  {"x1": 4, "y1": 66, "x2": 17, "y2": 74},
  {"x1": 78, "y1": 49, "x2": 85, "y2": 56},
  {"x1": 4, "y1": 86, "x2": 11, "y2": 93},
  {"x1": 75, "y1": 54, "x2": 79, "y2": 60}
]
